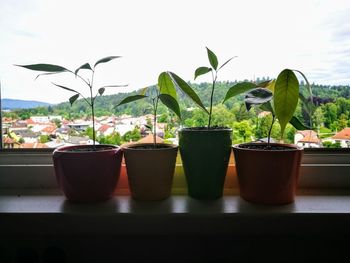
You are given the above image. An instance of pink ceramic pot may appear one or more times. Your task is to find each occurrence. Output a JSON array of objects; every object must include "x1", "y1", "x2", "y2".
[
  {"x1": 53, "y1": 145, "x2": 123, "y2": 202},
  {"x1": 233, "y1": 143, "x2": 303, "y2": 205}
]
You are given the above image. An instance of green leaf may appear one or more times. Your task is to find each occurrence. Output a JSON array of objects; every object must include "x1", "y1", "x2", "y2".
[
  {"x1": 139, "y1": 87, "x2": 148, "y2": 96},
  {"x1": 98, "y1": 88, "x2": 105, "y2": 96},
  {"x1": 218, "y1": 56, "x2": 237, "y2": 70},
  {"x1": 15, "y1": 64, "x2": 68, "y2": 72},
  {"x1": 115, "y1": 95, "x2": 147, "y2": 107},
  {"x1": 266, "y1": 79, "x2": 276, "y2": 93},
  {"x1": 289, "y1": 116, "x2": 311, "y2": 130},
  {"x1": 168, "y1": 72, "x2": 209, "y2": 114},
  {"x1": 223, "y1": 82, "x2": 257, "y2": 103},
  {"x1": 75, "y1": 63, "x2": 92, "y2": 75},
  {"x1": 206, "y1": 47, "x2": 218, "y2": 70},
  {"x1": 293, "y1": 69, "x2": 312, "y2": 97},
  {"x1": 158, "y1": 72, "x2": 177, "y2": 99},
  {"x1": 94, "y1": 56, "x2": 121, "y2": 68},
  {"x1": 194, "y1": 67, "x2": 212, "y2": 80},
  {"x1": 244, "y1": 88, "x2": 273, "y2": 111},
  {"x1": 260, "y1": 101, "x2": 275, "y2": 114},
  {"x1": 256, "y1": 79, "x2": 271, "y2": 87},
  {"x1": 274, "y1": 69, "x2": 300, "y2": 136},
  {"x1": 69, "y1": 94, "x2": 79, "y2": 106},
  {"x1": 52, "y1": 83, "x2": 77, "y2": 93},
  {"x1": 158, "y1": 94, "x2": 181, "y2": 120},
  {"x1": 35, "y1": 72, "x2": 61, "y2": 80}
]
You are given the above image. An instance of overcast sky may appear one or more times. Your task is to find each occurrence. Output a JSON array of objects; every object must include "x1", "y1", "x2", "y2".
[{"x1": 1, "y1": 0, "x2": 350, "y2": 104}]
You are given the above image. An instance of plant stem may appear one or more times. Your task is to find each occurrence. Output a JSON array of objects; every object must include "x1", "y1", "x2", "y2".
[
  {"x1": 153, "y1": 92, "x2": 160, "y2": 148},
  {"x1": 90, "y1": 70, "x2": 96, "y2": 149},
  {"x1": 208, "y1": 71, "x2": 217, "y2": 129},
  {"x1": 267, "y1": 115, "x2": 275, "y2": 148}
]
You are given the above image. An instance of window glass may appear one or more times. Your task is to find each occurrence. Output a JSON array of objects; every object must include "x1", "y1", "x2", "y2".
[{"x1": 1, "y1": 0, "x2": 350, "y2": 149}]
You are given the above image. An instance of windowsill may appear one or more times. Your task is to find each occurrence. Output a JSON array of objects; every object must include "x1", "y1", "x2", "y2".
[{"x1": 1, "y1": 193, "x2": 350, "y2": 237}]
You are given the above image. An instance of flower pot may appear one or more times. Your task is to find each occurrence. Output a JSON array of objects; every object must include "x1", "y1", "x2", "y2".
[
  {"x1": 179, "y1": 128, "x2": 232, "y2": 200},
  {"x1": 233, "y1": 143, "x2": 303, "y2": 205},
  {"x1": 123, "y1": 143, "x2": 178, "y2": 201},
  {"x1": 53, "y1": 144, "x2": 123, "y2": 202}
]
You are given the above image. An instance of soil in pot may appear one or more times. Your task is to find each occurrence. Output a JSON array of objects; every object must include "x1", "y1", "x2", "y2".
[
  {"x1": 123, "y1": 143, "x2": 178, "y2": 201},
  {"x1": 233, "y1": 143, "x2": 303, "y2": 205}
]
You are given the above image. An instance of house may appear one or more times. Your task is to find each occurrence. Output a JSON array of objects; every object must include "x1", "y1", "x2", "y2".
[
  {"x1": 19, "y1": 142, "x2": 49, "y2": 149},
  {"x1": 115, "y1": 122, "x2": 135, "y2": 136},
  {"x1": 330, "y1": 127, "x2": 350, "y2": 148},
  {"x1": 97, "y1": 124, "x2": 114, "y2": 136},
  {"x1": 66, "y1": 121, "x2": 91, "y2": 132},
  {"x1": 295, "y1": 130, "x2": 321, "y2": 148},
  {"x1": 10, "y1": 120, "x2": 27, "y2": 131},
  {"x1": 30, "y1": 116, "x2": 50, "y2": 123},
  {"x1": 66, "y1": 136, "x2": 99, "y2": 145},
  {"x1": 11, "y1": 129, "x2": 40, "y2": 143},
  {"x1": 136, "y1": 134, "x2": 164, "y2": 144},
  {"x1": 3, "y1": 136, "x2": 20, "y2": 149},
  {"x1": 40, "y1": 125, "x2": 57, "y2": 136}
]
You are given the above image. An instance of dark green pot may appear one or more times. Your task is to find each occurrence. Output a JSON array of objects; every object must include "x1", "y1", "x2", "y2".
[{"x1": 179, "y1": 128, "x2": 232, "y2": 199}]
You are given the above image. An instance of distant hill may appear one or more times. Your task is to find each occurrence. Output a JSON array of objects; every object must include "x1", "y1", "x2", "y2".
[{"x1": 1, "y1": 99, "x2": 51, "y2": 110}]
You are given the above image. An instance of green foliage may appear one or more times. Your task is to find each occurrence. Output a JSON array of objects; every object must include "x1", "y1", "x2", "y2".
[
  {"x1": 323, "y1": 141, "x2": 342, "y2": 148},
  {"x1": 116, "y1": 72, "x2": 182, "y2": 146},
  {"x1": 274, "y1": 69, "x2": 300, "y2": 135},
  {"x1": 233, "y1": 120, "x2": 253, "y2": 144},
  {"x1": 98, "y1": 132, "x2": 122, "y2": 146},
  {"x1": 17, "y1": 56, "x2": 125, "y2": 147},
  {"x1": 51, "y1": 118, "x2": 62, "y2": 128},
  {"x1": 122, "y1": 128, "x2": 141, "y2": 143},
  {"x1": 83, "y1": 127, "x2": 94, "y2": 140},
  {"x1": 169, "y1": 47, "x2": 236, "y2": 128},
  {"x1": 224, "y1": 68, "x2": 313, "y2": 146},
  {"x1": 39, "y1": 135, "x2": 50, "y2": 143}
]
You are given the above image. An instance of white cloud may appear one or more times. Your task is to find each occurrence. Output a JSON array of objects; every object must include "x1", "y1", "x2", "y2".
[{"x1": 1, "y1": 0, "x2": 350, "y2": 103}]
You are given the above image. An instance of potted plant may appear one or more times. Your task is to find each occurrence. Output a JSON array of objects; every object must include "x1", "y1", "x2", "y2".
[
  {"x1": 17, "y1": 56, "x2": 126, "y2": 202},
  {"x1": 224, "y1": 68, "x2": 314, "y2": 204},
  {"x1": 167, "y1": 48, "x2": 236, "y2": 200},
  {"x1": 115, "y1": 72, "x2": 181, "y2": 200}
]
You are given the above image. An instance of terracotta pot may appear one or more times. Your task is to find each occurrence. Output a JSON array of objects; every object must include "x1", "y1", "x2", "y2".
[
  {"x1": 123, "y1": 143, "x2": 178, "y2": 201},
  {"x1": 53, "y1": 144, "x2": 123, "y2": 202},
  {"x1": 233, "y1": 143, "x2": 303, "y2": 205},
  {"x1": 179, "y1": 128, "x2": 232, "y2": 200}
]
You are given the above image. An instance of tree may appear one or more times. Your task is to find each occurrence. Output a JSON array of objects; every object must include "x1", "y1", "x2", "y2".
[
  {"x1": 323, "y1": 102, "x2": 338, "y2": 128},
  {"x1": 210, "y1": 104, "x2": 235, "y2": 127},
  {"x1": 52, "y1": 118, "x2": 62, "y2": 128},
  {"x1": 99, "y1": 132, "x2": 122, "y2": 145},
  {"x1": 312, "y1": 107, "x2": 325, "y2": 129},
  {"x1": 122, "y1": 128, "x2": 141, "y2": 143},
  {"x1": 39, "y1": 135, "x2": 50, "y2": 143},
  {"x1": 338, "y1": 113, "x2": 348, "y2": 130},
  {"x1": 233, "y1": 120, "x2": 253, "y2": 143}
]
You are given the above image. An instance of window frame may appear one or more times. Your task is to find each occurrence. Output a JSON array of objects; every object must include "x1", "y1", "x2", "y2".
[{"x1": 1, "y1": 148, "x2": 350, "y2": 193}]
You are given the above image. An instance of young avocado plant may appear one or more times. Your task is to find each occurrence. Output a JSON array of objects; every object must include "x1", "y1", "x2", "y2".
[
  {"x1": 227, "y1": 69, "x2": 314, "y2": 205},
  {"x1": 223, "y1": 68, "x2": 313, "y2": 147},
  {"x1": 16, "y1": 56, "x2": 127, "y2": 149},
  {"x1": 168, "y1": 47, "x2": 236, "y2": 128},
  {"x1": 165, "y1": 47, "x2": 236, "y2": 200},
  {"x1": 116, "y1": 72, "x2": 181, "y2": 147}
]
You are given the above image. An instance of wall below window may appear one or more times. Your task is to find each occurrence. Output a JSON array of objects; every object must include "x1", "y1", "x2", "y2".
[{"x1": 1, "y1": 195, "x2": 350, "y2": 262}]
